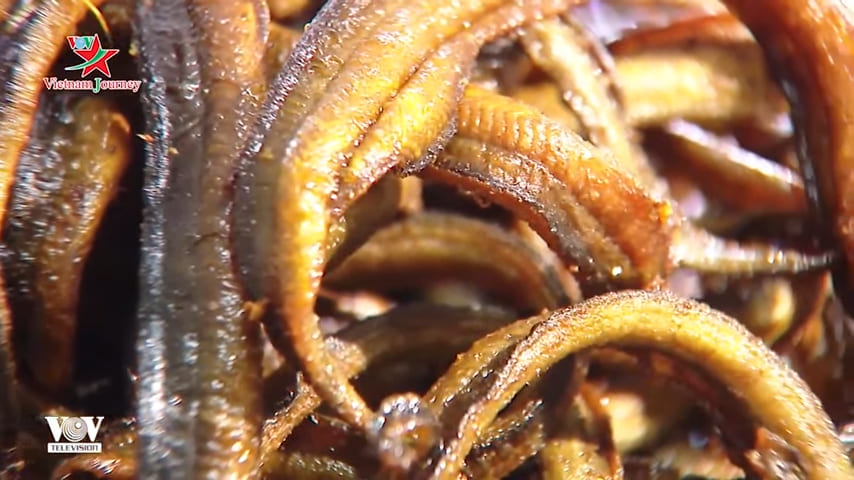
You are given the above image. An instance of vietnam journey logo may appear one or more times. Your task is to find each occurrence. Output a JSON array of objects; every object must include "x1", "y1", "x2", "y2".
[
  {"x1": 43, "y1": 34, "x2": 141, "y2": 94},
  {"x1": 45, "y1": 416, "x2": 104, "y2": 453}
]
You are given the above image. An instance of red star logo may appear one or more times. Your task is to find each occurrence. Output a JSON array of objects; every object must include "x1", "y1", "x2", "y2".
[{"x1": 65, "y1": 34, "x2": 119, "y2": 78}]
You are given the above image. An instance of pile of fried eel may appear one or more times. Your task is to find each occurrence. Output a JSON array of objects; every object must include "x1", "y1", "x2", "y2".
[{"x1": 1, "y1": 0, "x2": 853, "y2": 478}]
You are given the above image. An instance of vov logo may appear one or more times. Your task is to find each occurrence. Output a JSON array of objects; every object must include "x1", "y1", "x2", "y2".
[{"x1": 45, "y1": 416, "x2": 104, "y2": 453}]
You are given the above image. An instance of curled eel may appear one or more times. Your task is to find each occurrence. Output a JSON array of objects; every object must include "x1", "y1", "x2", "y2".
[
  {"x1": 234, "y1": 0, "x2": 578, "y2": 429},
  {"x1": 423, "y1": 315, "x2": 544, "y2": 419},
  {"x1": 261, "y1": 304, "x2": 513, "y2": 465},
  {"x1": 324, "y1": 212, "x2": 570, "y2": 313},
  {"x1": 466, "y1": 398, "x2": 547, "y2": 479},
  {"x1": 259, "y1": 24, "x2": 405, "y2": 273},
  {"x1": 134, "y1": 0, "x2": 267, "y2": 477},
  {"x1": 332, "y1": 0, "x2": 580, "y2": 207},
  {"x1": 428, "y1": 290, "x2": 853, "y2": 479},
  {"x1": 427, "y1": 84, "x2": 673, "y2": 291},
  {"x1": 520, "y1": 15, "x2": 660, "y2": 192},
  {"x1": 0, "y1": 0, "x2": 105, "y2": 455},
  {"x1": 671, "y1": 226, "x2": 834, "y2": 275},
  {"x1": 235, "y1": 0, "x2": 437, "y2": 429},
  {"x1": 718, "y1": 0, "x2": 854, "y2": 310},
  {"x1": 235, "y1": 0, "x2": 398, "y2": 295},
  {"x1": 517, "y1": 14, "x2": 827, "y2": 275},
  {"x1": 429, "y1": 86, "x2": 831, "y2": 288},
  {"x1": 513, "y1": 40, "x2": 773, "y2": 132},
  {"x1": 655, "y1": 119, "x2": 806, "y2": 215},
  {"x1": 333, "y1": 303, "x2": 514, "y2": 376},
  {"x1": 0, "y1": 0, "x2": 105, "y2": 217},
  {"x1": 3, "y1": 95, "x2": 130, "y2": 394}
]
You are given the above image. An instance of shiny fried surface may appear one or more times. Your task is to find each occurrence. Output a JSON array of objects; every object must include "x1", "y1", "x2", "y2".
[{"x1": 0, "y1": 0, "x2": 853, "y2": 479}]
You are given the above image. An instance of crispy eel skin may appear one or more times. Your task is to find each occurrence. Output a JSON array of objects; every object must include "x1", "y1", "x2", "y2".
[
  {"x1": 0, "y1": 0, "x2": 106, "y2": 461},
  {"x1": 719, "y1": 0, "x2": 854, "y2": 311},
  {"x1": 3, "y1": 95, "x2": 130, "y2": 395},
  {"x1": 134, "y1": 0, "x2": 267, "y2": 477},
  {"x1": 429, "y1": 290, "x2": 853, "y2": 479},
  {"x1": 233, "y1": 0, "x2": 577, "y2": 430}
]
